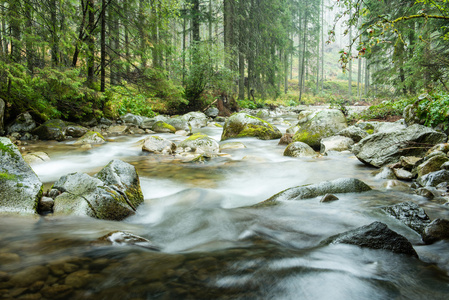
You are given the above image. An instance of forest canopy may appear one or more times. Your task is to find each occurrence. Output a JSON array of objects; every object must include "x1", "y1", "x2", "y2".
[{"x1": 0, "y1": 0, "x2": 449, "y2": 124}]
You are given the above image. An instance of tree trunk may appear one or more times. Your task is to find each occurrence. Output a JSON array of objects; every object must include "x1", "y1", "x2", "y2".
[
  {"x1": 50, "y1": 0, "x2": 59, "y2": 66},
  {"x1": 299, "y1": 11, "x2": 307, "y2": 103},
  {"x1": 10, "y1": 0, "x2": 22, "y2": 62},
  {"x1": 238, "y1": 0, "x2": 245, "y2": 100},
  {"x1": 348, "y1": 0, "x2": 352, "y2": 97},
  {"x1": 100, "y1": 0, "x2": 106, "y2": 92},
  {"x1": 86, "y1": 0, "x2": 95, "y2": 88},
  {"x1": 24, "y1": 1, "x2": 34, "y2": 74}
]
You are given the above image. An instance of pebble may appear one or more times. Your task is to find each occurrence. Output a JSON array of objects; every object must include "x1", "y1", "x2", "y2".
[{"x1": 9, "y1": 265, "x2": 48, "y2": 288}]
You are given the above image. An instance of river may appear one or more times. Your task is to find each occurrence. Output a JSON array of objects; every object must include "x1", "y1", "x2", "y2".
[{"x1": 1, "y1": 111, "x2": 449, "y2": 299}]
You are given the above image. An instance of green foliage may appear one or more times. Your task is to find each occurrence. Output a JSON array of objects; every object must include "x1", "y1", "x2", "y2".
[
  {"x1": 105, "y1": 86, "x2": 155, "y2": 118},
  {"x1": 356, "y1": 98, "x2": 414, "y2": 120},
  {"x1": 328, "y1": 96, "x2": 349, "y2": 116},
  {"x1": 237, "y1": 99, "x2": 258, "y2": 109},
  {"x1": 416, "y1": 93, "x2": 449, "y2": 130}
]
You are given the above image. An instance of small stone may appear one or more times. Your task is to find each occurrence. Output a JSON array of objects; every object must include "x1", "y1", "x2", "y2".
[
  {"x1": 38, "y1": 197, "x2": 54, "y2": 213},
  {"x1": 0, "y1": 253, "x2": 21, "y2": 265},
  {"x1": 64, "y1": 270, "x2": 90, "y2": 288},
  {"x1": 320, "y1": 194, "x2": 339, "y2": 203},
  {"x1": 29, "y1": 281, "x2": 45, "y2": 293},
  {"x1": 40, "y1": 284, "x2": 73, "y2": 299},
  {"x1": 400, "y1": 156, "x2": 422, "y2": 170},
  {"x1": 416, "y1": 188, "x2": 435, "y2": 199},
  {"x1": 422, "y1": 219, "x2": 449, "y2": 244},
  {"x1": 393, "y1": 168, "x2": 414, "y2": 181},
  {"x1": 63, "y1": 263, "x2": 79, "y2": 274},
  {"x1": 9, "y1": 266, "x2": 49, "y2": 287},
  {"x1": 0, "y1": 271, "x2": 10, "y2": 282}
]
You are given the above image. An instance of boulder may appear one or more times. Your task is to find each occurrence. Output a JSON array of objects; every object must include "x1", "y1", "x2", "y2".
[
  {"x1": 221, "y1": 112, "x2": 282, "y2": 141},
  {"x1": 278, "y1": 133, "x2": 294, "y2": 145},
  {"x1": 205, "y1": 107, "x2": 219, "y2": 118},
  {"x1": 23, "y1": 152, "x2": 51, "y2": 165},
  {"x1": 416, "y1": 170, "x2": 449, "y2": 187},
  {"x1": 53, "y1": 160, "x2": 143, "y2": 220},
  {"x1": 7, "y1": 112, "x2": 36, "y2": 135},
  {"x1": 381, "y1": 201, "x2": 431, "y2": 235},
  {"x1": 400, "y1": 156, "x2": 422, "y2": 171},
  {"x1": 73, "y1": 131, "x2": 106, "y2": 145},
  {"x1": 416, "y1": 153, "x2": 449, "y2": 177},
  {"x1": 0, "y1": 137, "x2": 43, "y2": 214},
  {"x1": 297, "y1": 110, "x2": 314, "y2": 123},
  {"x1": 337, "y1": 125, "x2": 369, "y2": 142},
  {"x1": 121, "y1": 113, "x2": 144, "y2": 126},
  {"x1": 292, "y1": 109, "x2": 347, "y2": 149},
  {"x1": 0, "y1": 98, "x2": 4, "y2": 135},
  {"x1": 178, "y1": 133, "x2": 219, "y2": 154},
  {"x1": 65, "y1": 124, "x2": 88, "y2": 138},
  {"x1": 165, "y1": 117, "x2": 191, "y2": 132},
  {"x1": 323, "y1": 221, "x2": 418, "y2": 257},
  {"x1": 141, "y1": 115, "x2": 168, "y2": 129},
  {"x1": 352, "y1": 124, "x2": 447, "y2": 168},
  {"x1": 283, "y1": 142, "x2": 317, "y2": 157},
  {"x1": 107, "y1": 125, "x2": 128, "y2": 135},
  {"x1": 422, "y1": 219, "x2": 449, "y2": 244},
  {"x1": 426, "y1": 143, "x2": 449, "y2": 156},
  {"x1": 142, "y1": 136, "x2": 176, "y2": 154},
  {"x1": 32, "y1": 119, "x2": 67, "y2": 141},
  {"x1": 181, "y1": 111, "x2": 208, "y2": 128},
  {"x1": 257, "y1": 178, "x2": 371, "y2": 206},
  {"x1": 151, "y1": 121, "x2": 176, "y2": 134},
  {"x1": 320, "y1": 135, "x2": 354, "y2": 154}
]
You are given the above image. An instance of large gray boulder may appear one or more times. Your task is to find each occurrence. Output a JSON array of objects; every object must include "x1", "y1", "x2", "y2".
[
  {"x1": 121, "y1": 113, "x2": 144, "y2": 126},
  {"x1": 32, "y1": 119, "x2": 67, "y2": 141},
  {"x1": 165, "y1": 117, "x2": 191, "y2": 132},
  {"x1": 283, "y1": 142, "x2": 317, "y2": 157},
  {"x1": 352, "y1": 124, "x2": 447, "y2": 168},
  {"x1": 0, "y1": 98, "x2": 5, "y2": 135},
  {"x1": 181, "y1": 111, "x2": 208, "y2": 128},
  {"x1": 256, "y1": 178, "x2": 371, "y2": 206},
  {"x1": 322, "y1": 221, "x2": 418, "y2": 257},
  {"x1": 292, "y1": 109, "x2": 347, "y2": 149},
  {"x1": 0, "y1": 137, "x2": 43, "y2": 214},
  {"x1": 221, "y1": 112, "x2": 282, "y2": 141},
  {"x1": 7, "y1": 112, "x2": 36, "y2": 135},
  {"x1": 53, "y1": 160, "x2": 143, "y2": 220},
  {"x1": 320, "y1": 135, "x2": 354, "y2": 154}
]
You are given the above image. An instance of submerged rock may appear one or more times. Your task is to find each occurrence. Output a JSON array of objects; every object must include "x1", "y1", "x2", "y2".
[
  {"x1": 381, "y1": 201, "x2": 431, "y2": 235},
  {"x1": 283, "y1": 142, "x2": 317, "y2": 157},
  {"x1": 94, "y1": 231, "x2": 160, "y2": 250},
  {"x1": 323, "y1": 221, "x2": 418, "y2": 257},
  {"x1": 53, "y1": 160, "x2": 143, "y2": 220},
  {"x1": 23, "y1": 151, "x2": 51, "y2": 165},
  {"x1": 221, "y1": 112, "x2": 282, "y2": 141},
  {"x1": 352, "y1": 124, "x2": 447, "y2": 168},
  {"x1": 0, "y1": 137, "x2": 43, "y2": 214},
  {"x1": 292, "y1": 109, "x2": 347, "y2": 149},
  {"x1": 422, "y1": 219, "x2": 449, "y2": 244},
  {"x1": 256, "y1": 178, "x2": 371, "y2": 206}
]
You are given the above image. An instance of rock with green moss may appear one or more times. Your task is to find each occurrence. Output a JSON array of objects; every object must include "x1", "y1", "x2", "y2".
[
  {"x1": 65, "y1": 124, "x2": 88, "y2": 138},
  {"x1": 292, "y1": 109, "x2": 347, "y2": 149},
  {"x1": 73, "y1": 131, "x2": 106, "y2": 145},
  {"x1": 0, "y1": 137, "x2": 43, "y2": 214},
  {"x1": 53, "y1": 160, "x2": 143, "y2": 220},
  {"x1": 181, "y1": 111, "x2": 208, "y2": 128},
  {"x1": 142, "y1": 136, "x2": 176, "y2": 154},
  {"x1": 32, "y1": 119, "x2": 67, "y2": 141},
  {"x1": 283, "y1": 142, "x2": 317, "y2": 157},
  {"x1": 416, "y1": 153, "x2": 449, "y2": 177},
  {"x1": 221, "y1": 113, "x2": 282, "y2": 141},
  {"x1": 165, "y1": 117, "x2": 191, "y2": 132},
  {"x1": 178, "y1": 133, "x2": 219, "y2": 154},
  {"x1": 151, "y1": 121, "x2": 176, "y2": 134},
  {"x1": 255, "y1": 178, "x2": 371, "y2": 207}
]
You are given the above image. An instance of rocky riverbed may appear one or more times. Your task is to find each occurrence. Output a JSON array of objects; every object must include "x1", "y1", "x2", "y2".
[{"x1": 1, "y1": 106, "x2": 449, "y2": 299}]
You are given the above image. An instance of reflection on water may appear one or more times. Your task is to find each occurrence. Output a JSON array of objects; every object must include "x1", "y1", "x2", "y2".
[{"x1": 2, "y1": 118, "x2": 449, "y2": 299}]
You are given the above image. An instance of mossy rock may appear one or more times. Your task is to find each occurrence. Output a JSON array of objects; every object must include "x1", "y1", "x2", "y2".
[
  {"x1": 152, "y1": 121, "x2": 176, "y2": 133},
  {"x1": 292, "y1": 109, "x2": 347, "y2": 150},
  {"x1": 73, "y1": 131, "x2": 106, "y2": 145},
  {"x1": 221, "y1": 113, "x2": 282, "y2": 141},
  {"x1": 178, "y1": 133, "x2": 219, "y2": 154},
  {"x1": 32, "y1": 119, "x2": 67, "y2": 141},
  {"x1": 283, "y1": 142, "x2": 317, "y2": 157},
  {"x1": 0, "y1": 137, "x2": 43, "y2": 214}
]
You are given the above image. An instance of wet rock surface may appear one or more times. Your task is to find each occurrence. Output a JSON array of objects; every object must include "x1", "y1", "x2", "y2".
[
  {"x1": 382, "y1": 201, "x2": 431, "y2": 235},
  {"x1": 221, "y1": 113, "x2": 282, "y2": 141},
  {"x1": 323, "y1": 221, "x2": 418, "y2": 257}
]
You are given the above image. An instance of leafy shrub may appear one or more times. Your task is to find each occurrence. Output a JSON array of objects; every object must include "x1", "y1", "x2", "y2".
[
  {"x1": 356, "y1": 98, "x2": 414, "y2": 120},
  {"x1": 417, "y1": 93, "x2": 449, "y2": 130},
  {"x1": 105, "y1": 86, "x2": 155, "y2": 118}
]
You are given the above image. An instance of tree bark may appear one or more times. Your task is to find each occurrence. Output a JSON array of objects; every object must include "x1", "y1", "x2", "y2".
[
  {"x1": 100, "y1": 0, "x2": 106, "y2": 92},
  {"x1": 86, "y1": 0, "x2": 95, "y2": 88}
]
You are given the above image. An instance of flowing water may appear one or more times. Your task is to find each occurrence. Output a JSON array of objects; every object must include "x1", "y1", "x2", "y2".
[{"x1": 1, "y1": 114, "x2": 449, "y2": 299}]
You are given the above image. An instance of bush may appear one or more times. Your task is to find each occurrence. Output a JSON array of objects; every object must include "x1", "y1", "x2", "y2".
[
  {"x1": 417, "y1": 93, "x2": 449, "y2": 130},
  {"x1": 355, "y1": 97, "x2": 414, "y2": 120},
  {"x1": 105, "y1": 86, "x2": 155, "y2": 118}
]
